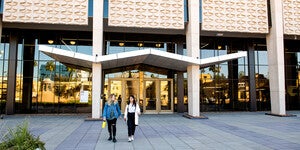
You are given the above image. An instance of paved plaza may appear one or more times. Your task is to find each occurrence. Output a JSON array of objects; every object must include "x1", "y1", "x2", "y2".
[{"x1": 0, "y1": 111, "x2": 300, "y2": 150}]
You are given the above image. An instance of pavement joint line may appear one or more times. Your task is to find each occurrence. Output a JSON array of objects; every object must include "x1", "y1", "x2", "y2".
[{"x1": 0, "y1": 111, "x2": 300, "y2": 150}]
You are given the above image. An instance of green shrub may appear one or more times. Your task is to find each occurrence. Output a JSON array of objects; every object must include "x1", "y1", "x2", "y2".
[{"x1": 0, "y1": 120, "x2": 45, "y2": 150}]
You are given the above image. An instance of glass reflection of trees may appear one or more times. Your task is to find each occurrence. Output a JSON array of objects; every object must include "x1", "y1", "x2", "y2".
[
  {"x1": 146, "y1": 81, "x2": 156, "y2": 110},
  {"x1": 39, "y1": 61, "x2": 91, "y2": 106}
]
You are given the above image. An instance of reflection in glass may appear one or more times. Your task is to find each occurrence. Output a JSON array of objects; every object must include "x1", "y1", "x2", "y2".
[
  {"x1": 160, "y1": 81, "x2": 171, "y2": 110},
  {"x1": 36, "y1": 62, "x2": 92, "y2": 113},
  {"x1": 110, "y1": 80, "x2": 122, "y2": 98},
  {"x1": 110, "y1": 80, "x2": 123, "y2": 110},
  {"x1": 145, "y1": 81, "x2": 156, "y2": 110},
  {"x1": 0, "y1": 42, "x2": 9, "y2": 114},
  {"x1": 255, "y1": 51, "x2": 268, "y2": 65},
  {"x1": 125, "y1": 80, "x2": 139, "y2": 104}
]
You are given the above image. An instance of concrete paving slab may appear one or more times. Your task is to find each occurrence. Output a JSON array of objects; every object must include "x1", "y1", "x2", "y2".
[{"x1": 0, "y1": 111, "x2": 299, "y2": 150}]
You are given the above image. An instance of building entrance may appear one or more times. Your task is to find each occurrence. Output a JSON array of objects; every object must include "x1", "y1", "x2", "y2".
[{"x1": 108, "y1": 78, "x2": 173, "y2": 114}]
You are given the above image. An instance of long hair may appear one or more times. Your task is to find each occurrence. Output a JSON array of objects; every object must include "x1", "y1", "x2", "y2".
[
  {"x1": 107, "y1": 94, "x2": 116, "y2": 105},
  {"x1": 128, "y1": 95, "x2": 136, "y2": 106}
]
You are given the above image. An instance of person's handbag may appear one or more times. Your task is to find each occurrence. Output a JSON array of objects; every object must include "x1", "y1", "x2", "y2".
[{"x1": 102, "y1": 121, "x2": 106, "y2": 128}]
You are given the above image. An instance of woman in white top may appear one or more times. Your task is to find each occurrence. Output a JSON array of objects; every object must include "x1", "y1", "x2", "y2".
[{"x1": 124, "y1": 95, "x2": 141, "y2": 142}]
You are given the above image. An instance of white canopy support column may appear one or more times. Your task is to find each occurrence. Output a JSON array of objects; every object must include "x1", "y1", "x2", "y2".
[
  {"x1": 266, "y1": 0, "x2": 286, "y2": 116},
  {"x1": 186, "y1": 0, "x2": 201, "y2": 118},
  {"x1": 92, "y1": 0, "x2": 103, "y2": 119}
]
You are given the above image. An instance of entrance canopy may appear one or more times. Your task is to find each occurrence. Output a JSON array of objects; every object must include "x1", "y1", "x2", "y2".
[{"x1": 39, "y1": 45, "x2": 247, "y2": 71}]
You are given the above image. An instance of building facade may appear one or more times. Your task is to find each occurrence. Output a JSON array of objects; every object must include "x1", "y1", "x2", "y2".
[{"x1": 0, "y1": 0, "x2": 299, "y2": 118}]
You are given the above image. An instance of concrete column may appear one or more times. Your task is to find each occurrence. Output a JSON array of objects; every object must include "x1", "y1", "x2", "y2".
[
  {"x1": 92, "y1": 0, "x2": 103, "y2": 119},
  {"x1": 6, "y1": 33, "x2": 18, "y2": 115},
  {"x1": 186, "y1": 0, "x2": 200, "y2": 117},
  {"x1": 266, "y1": 0, "x2": 286, "y2": 115}
]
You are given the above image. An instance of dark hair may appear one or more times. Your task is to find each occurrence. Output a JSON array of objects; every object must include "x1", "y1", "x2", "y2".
[{"x1": 128, "y1": 95, "x2": 136, "y2": 106}]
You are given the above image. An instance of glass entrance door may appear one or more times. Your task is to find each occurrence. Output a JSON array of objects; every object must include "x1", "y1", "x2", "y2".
[
  {"x1": 144, "y1": 80, "x2": 157, "y2": 113},
  {"x1": 108, "y1": 78, "x2": 173, "y2": 114},
  {"x1": 160, "y1": 80, "x2": 173, "y2": 113},
  {"x1": 143, "y1": 79, "x2": 173, "y2": 114},
  {"x1": 108, "y1": 79, "x2": 139, "y2": 113},
  {"x1": 124, "y1": 79, "x2": 139, "y2": 111},
  {"x1": 108, "y1": 79, "x2": 123, "y2": 111}
]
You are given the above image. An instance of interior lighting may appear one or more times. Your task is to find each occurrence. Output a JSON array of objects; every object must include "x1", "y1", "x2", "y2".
[
  {"x1": 48, "y1": 40, "x2": 54, "y2": 44},
  {"x1": 216, "y1": 33, "x2": 223, "y2": 36},
  {"x1": 70, "y1": 41, "x2": 76, "y2": 45},
  {"x1": 155, "y1": 43, "x2": 161, "y2": 48},
  {"x1": 119, "y1": 42, "x2": 125, "y2": 46},
  {"x1": 218, "y1": 45, "x2": 222, "y2": 50},
  {"x1": 137, "y1": 42, "x2": 143, "y2": 47}
]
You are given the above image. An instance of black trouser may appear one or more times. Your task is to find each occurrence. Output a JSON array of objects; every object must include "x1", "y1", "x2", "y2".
[
  {"x1": 107, "y1": 118, "x2": 117, "y2": 137},
  {"x1": 127, "y1": 113, "x2": 136, "y2": 136}
]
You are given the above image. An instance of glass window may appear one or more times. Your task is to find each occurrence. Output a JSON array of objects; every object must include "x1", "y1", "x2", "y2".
[
  {"x1": 238, "y1": 53, "x2": 248, "y2": 65},
  {"x1": 256, "y1": 65, "x2": 269, "y2": 79},
  {"x1": 77, "y1": 45, "x2": 92, "y2": 55},
  {"x1": 106, "y1": 41, "x2": 171, "y2": 55},
  {"x1": 160, "y1": 80, "x2": 171, "y2": 110},
  {"x1": 39, "y1": 51, "x2": 54, "y2": 61},
  {"x1": 0, "y1": 0, "x2": 4, "y2": 13},
  {"x1": 104, "y1": 0, "x2": 108, "y2": 18},
  {"x1": 17, "y1": 43, "x2": 23, "y2": 60},
  {"x1": 184, "y1": 0, "x2": 188, "y2": 22},
  {"x1": 219, "y1": 63, "x2": 228, "y2": 78},
  {"x1": 218, "y1": 49, "x2": 228, "y2": 56},
  {"x1": 238, "y1": 65, "x2": 248, "y2": 77},
  {"x1": 297, "y1": 52, "x2": 300, "y2": 64},
  {"x1": 201, "y1": 49, "x2": 215, "y2": 59},
  {"x1": 255, "y1": 51, "x2": 268, "y2": 65},
  {"x1": 0, "y1": 43, "x2": 9, "y2": 60},
  {"x1": 88, "y1": 0, "x2": 93, "y2": 17}
]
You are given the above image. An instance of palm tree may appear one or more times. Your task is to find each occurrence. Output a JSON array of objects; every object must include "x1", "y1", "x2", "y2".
[
  {"x1": 238, "y1": 71, "x2": 245, "y2": 79},
  {"x1": 209, "y1": 65, "x2": 221, "y2": 76},
  {"x1": 67, "y1": 67, "x2": 76, "y2": 82},
  {"x1": 45, "y1": 61, "x2": 55, "y2": 80}
]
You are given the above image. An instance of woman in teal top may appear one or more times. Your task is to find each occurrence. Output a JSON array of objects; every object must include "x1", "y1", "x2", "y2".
[{"x1": 103, "y1": 94, "x2": 121, "y2": 143}]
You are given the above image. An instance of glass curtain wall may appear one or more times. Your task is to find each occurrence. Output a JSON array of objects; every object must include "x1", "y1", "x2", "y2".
[
  {"x1": 254, "y1": 50, "x2": 270, "y2": 110},
  {"x1": 198, "y1": 38, "x2": 271, "y2": 111},
  {"x1": 0, "y1": 31, "x2": 93, "y2": 114},
  {"x1": 34, "y1": 39, "x2": 92, "y2": 113},
  {"x1": 285, "y1": 40, "x2": 300, "y2": 110},
  {"x1": 0, "y1": 35, "x2": 9, "y2": 114}
]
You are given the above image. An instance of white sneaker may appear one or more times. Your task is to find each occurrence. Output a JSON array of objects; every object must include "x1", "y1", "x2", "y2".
[
  {"x1": 131, "y1": 136, "x2": 134, "y2": 141},
  {"x1": 128, "y1": 137, "x2": 132, "y2": 142}
]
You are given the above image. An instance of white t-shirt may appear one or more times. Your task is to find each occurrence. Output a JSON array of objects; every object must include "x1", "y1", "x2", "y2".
[{"x1": 128, "y1": 103, "x2": 136, "y2": 113}]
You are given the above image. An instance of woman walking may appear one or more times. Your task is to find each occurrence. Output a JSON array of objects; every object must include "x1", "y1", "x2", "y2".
[
  {"x1": 103, "y1": 94, "x2": 121, "y2": 143},
  {"x1": 124, "y1": 95, "x2": 141, "y2": 142}
]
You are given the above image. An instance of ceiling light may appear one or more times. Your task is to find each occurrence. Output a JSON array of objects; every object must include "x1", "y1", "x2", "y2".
[
  {"x1": 119, "y1": 42, "x2": 125, "y2": 46},
  {"x1": 70, "y1": 41, "x2": 76, "y2": 45},
  {"x1": 48, "y1": 40, "x2": 54, "y2": 44},
  {"x1": 137, "y1": 43, "x2": 143, "y2": 47},
  {"x1": 201, "y1": 43, "x2": 209, "y2": 49},
  {"x1": 155, "y1": 43, "x2": 161, "y2": 48},
  {"x1": 218, "y1": 45, "x2": 222, "y2": 50},
  {"x1": 216, "y1": 33, "x2": 223, "y2": 36}
]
